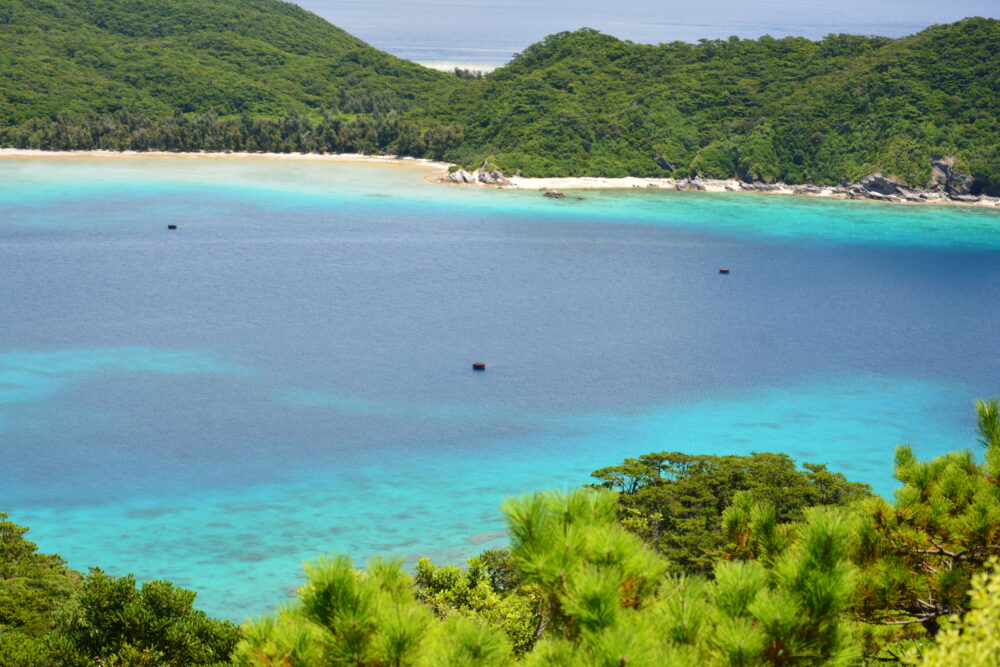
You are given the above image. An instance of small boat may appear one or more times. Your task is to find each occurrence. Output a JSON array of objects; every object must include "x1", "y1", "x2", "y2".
[
  {"x1": 167, "y1": 224, "x2": 178, "y2": 230},
  {"x1": 719, "y1": 268, "x2": 730, "y2": 274},
  {"x1": 472, "y1": 362, "x2": 487, "y2": 371}
]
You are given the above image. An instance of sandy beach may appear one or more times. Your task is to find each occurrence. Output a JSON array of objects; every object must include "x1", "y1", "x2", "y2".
[
  {"x1": 0, "y1": 148, "x2": 453, "y2": 171},
  {"x1": 469, "y1": 174, "x2": 842, "y2": 197},
  {"x1": 438, "y1": 169, "x2": 1000, "y2": 208},
  {"x1": 2, "y1": 148, "x2": 998, "y2": 209}
]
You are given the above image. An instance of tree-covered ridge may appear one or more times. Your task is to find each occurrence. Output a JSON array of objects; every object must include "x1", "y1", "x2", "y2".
[
  {"x1": 0, "y1": 0, "x2": 459, "y2": 123},
  {"x1": 448, "y1": 18, "x2": 1000, "y2": 192}
]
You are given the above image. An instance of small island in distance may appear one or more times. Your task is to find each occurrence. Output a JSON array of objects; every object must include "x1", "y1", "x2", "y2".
[{"x1": 0, "y1": 0, "x2": 998, "y2": 205}]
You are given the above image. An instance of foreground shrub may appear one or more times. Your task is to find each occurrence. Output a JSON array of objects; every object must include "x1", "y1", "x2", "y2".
[{"x1": 236, "y1": 489, "x2": 857, "y2": 665}]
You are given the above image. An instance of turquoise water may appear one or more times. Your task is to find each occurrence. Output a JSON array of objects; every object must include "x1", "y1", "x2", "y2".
[
  {"x1": 5, "y1": 157, "x2": 999, "y2": 247},
  {"x1": 1, "y1": 156, "x2": 998, "y2": 618}
]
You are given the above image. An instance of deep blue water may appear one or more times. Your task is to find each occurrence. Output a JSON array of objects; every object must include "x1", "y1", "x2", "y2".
[
  {"x1": 297, "y1": 0, "x2": 1000, "y2": 68},
  {"x1": 1, "y1": 156, "x2": 998, "y2": 618}
]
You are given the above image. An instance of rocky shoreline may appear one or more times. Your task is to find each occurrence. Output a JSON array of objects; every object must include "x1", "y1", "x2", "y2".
[
  {"x1": 3, "y1": 148, "x2": 996, "y2": 209},
  {"x1": 439, "y1": 160, "x2": 1000, "y2": 208}
]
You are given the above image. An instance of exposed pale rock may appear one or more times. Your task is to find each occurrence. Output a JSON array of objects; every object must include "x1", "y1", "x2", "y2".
[
  {"x1": 440, "y1": 169, "x2": 475, "y2": 184},
  {"x1": 678, "y1": 178, "x2": 707, "y2": 191},
  {"x1": 858, "y1": 172, "x2": 906, "y2": 196},
  {"x1": 439, "y1": 167, "x2": 511, "y2": 186},
  {"x1": 741, "y1": 182, "x2": 783, "y2": 192},
  {"x1": 928, "y1": 160, "x2": 950, "y2": 192},
  {"x1": 477, "y1": 168, "x2": 510, "y2": 186},
  {"x1": 438, "y1": 158, "x2": 997, "y2": 206}
]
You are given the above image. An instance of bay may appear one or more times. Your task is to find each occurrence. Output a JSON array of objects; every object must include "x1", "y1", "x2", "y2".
[{"x1": 1, "y1": 155, "x2": 998, "y2": 618}]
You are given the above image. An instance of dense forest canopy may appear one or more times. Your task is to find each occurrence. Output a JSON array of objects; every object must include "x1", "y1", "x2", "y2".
[
  {"x1": 448, "y1": 19, "x2": 1000, "y2": 192},
  {"x1": 1, "y1": 0, "x2": 997, "y2": 192},
  {"x1": 0, "y1": 0, "x2": 458, "y2": 121}
]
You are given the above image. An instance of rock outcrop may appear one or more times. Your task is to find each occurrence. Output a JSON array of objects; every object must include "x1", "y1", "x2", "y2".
[
  {"x1": 857, "y1": 173, "x2": 906, "y2": 196},
  {"x1": 928, "y1": 157, "x2": 981, "y2": 196},
  {"x1": 929, "y1": 159, "x2": 950, "y2": 192},
  {"x1": 840, "y1": 173, "x2": 917, "y2": 202},
  {"x1": 725, "y1": 171, "x2": 995, "y2": 205},
  {"x1": 436, "y1": 160, "x2": 998, "y2": 207},
  {"x1": 741, "y1": 182, "x2": 784, "y2": 192},
  {"x1": 438, "y1": 163, "x2": 511, "y2": 187},
  {"x1": 477, "y1": 168, "x2": 510, "y2": 186},
  {"x1": 673, "y1": 177, "x2": 744, "y2": 192}
]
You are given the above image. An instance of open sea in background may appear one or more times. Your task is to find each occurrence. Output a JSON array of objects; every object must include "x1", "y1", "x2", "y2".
[
  {"x1": 296, "y1": 0, "x2": 1000, "y2": 69},
  {"x1": 1, "y1": 155, "x2": 999, "y2": 618}
]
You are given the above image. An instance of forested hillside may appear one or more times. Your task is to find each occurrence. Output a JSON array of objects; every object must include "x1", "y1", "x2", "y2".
[
  {"x1": 1, "y1": 0, "x2": 998, "y2": 192},
  {"x1": 0, "y1": 0, "x2": 465, "y2": 155},
  {"x1": 446, "y1": 18, "x2": 1000, "y2": 192},
  {"x1": 0, "y1": 0, "x2": 457, "y2": 120}
]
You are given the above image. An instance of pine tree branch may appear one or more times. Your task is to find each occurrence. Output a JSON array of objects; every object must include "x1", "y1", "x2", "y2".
[{"x1": 877, "y1": 617, "x2": 928, "y2": 626}]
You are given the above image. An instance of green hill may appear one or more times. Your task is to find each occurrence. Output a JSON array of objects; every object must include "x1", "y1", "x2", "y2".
[
  {"x1": 0, "y1": 0, "x2": 457, "y2": 122},
  {"x1": 447, "y1": 18, "x2": 1000, "y2": 192},
  {"x1": 1, "y1": 1, "x2": 997, "y2": 193}
]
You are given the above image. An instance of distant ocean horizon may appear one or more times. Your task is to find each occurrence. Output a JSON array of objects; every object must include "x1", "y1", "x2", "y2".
[{"x1": 296, "y1": 0, "x2": 1000, "y2": 68}]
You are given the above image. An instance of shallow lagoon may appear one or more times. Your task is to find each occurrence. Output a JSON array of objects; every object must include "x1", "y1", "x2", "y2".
[{"x1": 1, "y1": 156, "x2": 998, "y2": 618}]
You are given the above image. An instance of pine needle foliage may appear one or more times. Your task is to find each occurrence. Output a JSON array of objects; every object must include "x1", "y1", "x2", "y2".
[
  {"x1": 233, "y1": 555, "x2": 512, "y2": 666},
  {"x1": 237, "y1": 489, "x2": 858, "y2": 665},
  {"x1": 852, "y1": 450, "x2": 1000, "y2": 634},
  {"x1": 851, "y1": 399, "x2": 1000, "y2": 652},
  {"x1": 975, "y1": 397, "x2": 1000, "y2": 448},
  {"x1": 906, "y1": 559, "x2": 1000, "y2": 665},
  {"x1": 504, "y1": 489, "x2": 859, "y2": 665}
]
